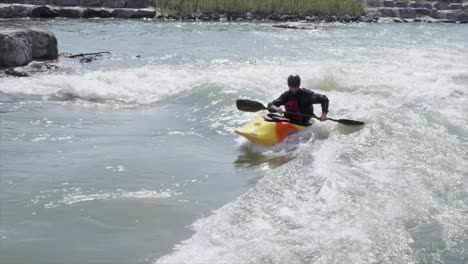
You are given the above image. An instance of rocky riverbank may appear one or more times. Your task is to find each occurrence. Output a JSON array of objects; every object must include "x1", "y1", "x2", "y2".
[
  {"x1": 367, "y1": 0, "x2": 468, "y2": 23},
  {"x1": 0, "y1": 4, "x2": 156, "y2": 18},
  {"x1": 0, "y1": 0, "x2": 467, "y2": 22}
]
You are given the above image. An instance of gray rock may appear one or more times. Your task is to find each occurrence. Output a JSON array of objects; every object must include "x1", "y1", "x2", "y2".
[
  {"x1": 57, "y1": 7, "x2": 80, "y2": 17},
  {"x1": 367, "y1": 0, "x2": 383, "y2": 8},
  {"x1": 399, "y1": 8, "x2": 416, "y2": 18},
  {"x1": 31, "y1": 5, "x2": 58, "y2": 17},
  {"x1": 378, "y1": 7, "x2": 400, "y2": 17},
  {"x1": 0, "y1": 30, "x2": 33, "y2": 67},
  {"x1": 12, "y1": 4, "x2": 34, "y2": 17},
  {"x1": 422, "y1": 2, "x2": 432, "y2": 9},
  {"x1": 17, "y1": 0, "x2": 51, "y2": 4},
  {"x1": 5, "y1": 68, "x2": 29, "y2": 77},
  {"x1": 395, "y1": 1, "x2": 407, "y2": 8},
  {"x1": 54, "y1": 0, "x2": 79, "y2": 6},
  {"x1": 80, "y1": 0, "x2": 102, "y2": 7},
  {"x1": 28, "y1": 29, "x2": 58, "y2": 60},
  {"x1": 383, "y1": 1, "x2": 394, "y2": 7},
  {"x1": 0, "y1": 4, "x2": 14, "y2": 18},
  {"x1": 449, "y1": 3, "x2": 463, "y2": 10},
  {"x1": 96, "y1": 8, "x2": 111, "y2": 17},
  {"x1": 433, "y1": 2, "x2": 449, "y2": 10},
  {"x1": 445, "y1": 10, "x2": 468, "y2": 21},
  {"x1": 415, "y1": 8, "x2": 432, "y2": 17},
  {"x1": 125, "y1": 0, "x2": 148, "y2": 8},
  {"x1": 112, "y1": 8, "x2": 138, "y2": 18},
  {"x1": 431, "y1": 9, "x2": 443, "y2": 19},
  {"x1": 273, "y1": 22, "x2": 318, "y2": 30},
  {"x1": 136, "y1": 8, "x2": 155, "y2": 18},
  {"x1": 102, "y1": 0, "x2": 125, "y2": 8},
  {"x1": 409, "y1": 2, "x2": 422, "y2": 8},
  {"x1": 82, "y1": 7, "x2": 110, "y2": 17}
]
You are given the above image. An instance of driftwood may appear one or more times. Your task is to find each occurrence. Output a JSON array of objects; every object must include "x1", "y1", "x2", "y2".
[{"x1": 65, "y1": 52, "x2": 113, "y2": 58}]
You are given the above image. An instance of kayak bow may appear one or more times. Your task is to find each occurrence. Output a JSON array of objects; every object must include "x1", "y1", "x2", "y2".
[{"x1": 235, "y1": 114, "x2": 316, "y2": 146}]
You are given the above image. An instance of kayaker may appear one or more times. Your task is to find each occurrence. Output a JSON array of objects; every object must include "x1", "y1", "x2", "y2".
[{"x1": 267, "y1": 75, "x2": 329, "y2": 123}]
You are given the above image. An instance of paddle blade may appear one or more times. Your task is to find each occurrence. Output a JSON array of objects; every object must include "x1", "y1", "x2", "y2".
[
  {"x1": 236, "y1": 99, "x2": 267, "y2": 112},
  {"x1": 329, "y1": 118, "x2": 365, "y2": 126}
]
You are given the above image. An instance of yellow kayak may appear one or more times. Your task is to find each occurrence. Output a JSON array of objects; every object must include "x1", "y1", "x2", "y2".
[{"x1": 235, "y1": 114, "x2": 317, "y2": 146}]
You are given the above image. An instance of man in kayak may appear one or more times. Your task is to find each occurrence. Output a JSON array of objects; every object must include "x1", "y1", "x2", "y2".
[{"x1": 267, "y1": 74, "x2": 329, "y2": 123}]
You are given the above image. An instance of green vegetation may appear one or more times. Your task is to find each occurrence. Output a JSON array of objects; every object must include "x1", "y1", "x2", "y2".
[{"x1": 151, "y1": 0, "x2": 365, "y2": 16}]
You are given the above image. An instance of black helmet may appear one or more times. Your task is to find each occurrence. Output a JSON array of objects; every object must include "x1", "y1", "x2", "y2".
[{"x1": 287, "y1": 75, "x2": 301, "y2": 87}]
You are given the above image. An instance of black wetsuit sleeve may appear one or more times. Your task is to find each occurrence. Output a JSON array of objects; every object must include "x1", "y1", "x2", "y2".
[
  {"x1": 310, "y1": 92, "x2": 329, "y2": 113},
  {"x1": 267, "y1": 92, "x2": 288, "y2": 113}
]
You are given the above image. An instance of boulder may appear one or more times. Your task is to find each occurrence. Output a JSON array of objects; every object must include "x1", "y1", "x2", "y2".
[
  {"x1": 111, "y1": 8, "x2": 138, "y2": 18},
  {"x1": 12, "y1": 4, "x2": 34, "y2": 17},
  {"x1": 422, "y1": 2, "x2": 432, "y2": 9},
  {"x1": 0, "y1": 30, "x2": 33, "y2": 67},
  {"x1": 449, "y1": 3, "x2": 463, "y2": 10},
  {"x1": 0, "y1": 4, "x2": 14, "y2": 18},
  {"x1": 383, "y1": 0, "x2": 394, "y2": 7},
  {"x1": 367, "y1": 0, "x2": 383, "y2": 8},
  {"x1": 273, "y1": 22, "x2": 318, "y2": 30},
  {"x1": 378, "y1": 7, "x2": 400, "y2": 17},
  {"x1": 31, "y1": 5, "x2": 58, "y2": 17},
  {"x1": 57, "y1": 7, "x2": 81, "y2": 17},
  {"x1": 415, "y1": 8, "x2": 432, "y2": 17},
  {"x1": 125, "y1": 0, "x2": 148, "y2": 8},
  {"x1": 82, "y1": 8, "x2": 110, "y2": 17},
  {"x1": 102, "y1": 0, "x2": 125, "y2": 8},
  {"x1": 5, "y1": 68, "x2": 29, "y2": 77},
  {"x1": 395, "y1": 1, "x2": 407, "y2": 8},
  {"x1": 80, "y1": 0, "x2": 102, "y2": 7},
  {"x1": 97, "y1": 8, "x2": 111, "y2": 17},
  {"x1": 445, "y1": 10, "x2": 468, "y2": 21},
  {"x1": 433, "y1": 2, "x2": 450, "y2": 10},
  {"x1": 54, "y1": 0, "x2": 79, "y2": 6},
  {"x1": 399, "y1": 8, "x2": 416, "y2": 18},
  {"x1": 17, "y1": 0, "x2": 51, "y2": 4},
  {"x1": 28, "y1": 29, "x2": 58, "y2": 60},
  {"x1": 409, "y1": 2, "x2": 422, "y2": 8},
  {"x1": 136, "y1": 8, "x2": 155, "y2": 18}
]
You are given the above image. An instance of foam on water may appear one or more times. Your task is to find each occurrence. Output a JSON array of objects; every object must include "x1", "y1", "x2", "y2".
[
  {"x1": 153, "y1": 26, "x2": 468, "y2": 264},
  {"x1": 32, "y1": 187, "x2": 181, "y2": 209},
  {"x1": 1, "y1": 22, "x2": 467, "y2": 264}
]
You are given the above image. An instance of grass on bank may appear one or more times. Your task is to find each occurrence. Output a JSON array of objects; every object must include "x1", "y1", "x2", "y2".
[{"x1": 150, "y1": 0, "x2": 365, "y2": 16}]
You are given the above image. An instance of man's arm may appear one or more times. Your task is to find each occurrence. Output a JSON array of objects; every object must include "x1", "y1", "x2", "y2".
[
  {"x1": 310, "y1": 92, "x2": 329, "y2": 121},
  {"x1": 267, "y1": 92, "x2": 288, "y2": 113}
]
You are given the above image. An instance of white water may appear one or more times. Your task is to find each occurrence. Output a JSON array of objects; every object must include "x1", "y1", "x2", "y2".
[{"x1": 1, "y1": 21, "x2": 467, "y2": 264}]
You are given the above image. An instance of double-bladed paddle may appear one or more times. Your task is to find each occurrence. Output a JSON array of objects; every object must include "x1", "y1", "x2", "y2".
[{"x1": 236, "y1": 99, "x2": 365, "y2": 126}]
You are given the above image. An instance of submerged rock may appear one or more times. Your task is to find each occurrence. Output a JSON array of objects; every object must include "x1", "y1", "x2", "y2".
[
  {"x1": 0, "y1": 30, "x2": 33, "y2": 67},
  {"x1": 28, "y1": 29, "x2": 58, "y2": 60},
  {"x1": 273, "y1": 22, "x2": 318, "y2": 30},
  {"x1": 0, "y1": 29, "x2": 58, "y2": 67},
  {"x1": 4, "y1": 68, "x2": 29, "y2": 77}
]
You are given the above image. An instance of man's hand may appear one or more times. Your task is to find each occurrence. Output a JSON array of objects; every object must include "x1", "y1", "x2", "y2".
[
  {"x1": 276, "y1": 107, "x2": 284, "y2": 114},
  {"x1": 320, "y1": 112, "x2": 328, "y2": 121}
]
